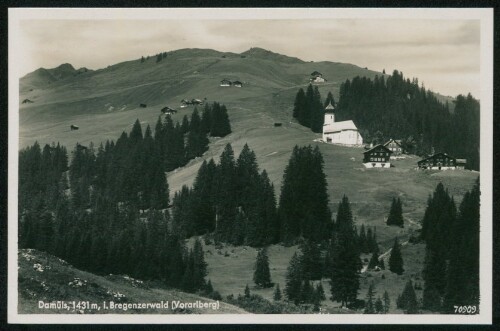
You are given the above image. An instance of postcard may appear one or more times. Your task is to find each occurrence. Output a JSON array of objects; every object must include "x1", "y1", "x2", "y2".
[{"x1": 7, "y1": 7, "x2": 493, "y2": 324}]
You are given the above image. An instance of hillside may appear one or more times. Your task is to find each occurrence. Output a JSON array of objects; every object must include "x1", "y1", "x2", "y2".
[
  {"x1": 17, "y1": 47, "x2": 477, "y2": 313},
  {"x1": 18, "y1": 47, "x2": 477, "y2": 236},
  {"x1": 18, "y1": 249, "x2": 247, "y2": 314}
]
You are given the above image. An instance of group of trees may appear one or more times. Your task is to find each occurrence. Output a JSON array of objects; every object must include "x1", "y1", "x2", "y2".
[
  {"x1": 335, "y1": 70, "x2": 479, "y2": 170},
  {"x1": 172, "y1": 143, "x2": 279, "y2": 246},
  {"x1": 284, "y1": 250, "x2": 326, "y2": 307},
  {"x1": 421, "y1": 180, "x2": 479, "y2": 312},
  {"x1": 292, "y1": 85, "x2": 334, "y2": 133},
  {"x1": 364, "y1": 282, "x2": 391, "y2": 314},
  {"x1": 140, "y1": 52, "x2": 168, "y2": 63},
  {"x1": 279, "y1": 145, "x2": 331, "y2": 242},
  {"x1": 155, "y1": 103, "x2": 231, "y2": 172},
  {"x1": 357, "y1": 224, "x2": 379, "y2": 254},
  {"x1": 17, "y1": 105, "x2": 234, "y2": 292}
]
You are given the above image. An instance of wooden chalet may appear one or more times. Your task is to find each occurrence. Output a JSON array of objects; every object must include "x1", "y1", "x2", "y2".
[
  {"x1": 363, "y1": 144, "x2": 393, "y2": 168},
  {"x1": 417, "y1": 153, "x2": 457, "y2": 170},
  {"x1": 384, "y1": 139, "x2": 404, "y2": 156}
]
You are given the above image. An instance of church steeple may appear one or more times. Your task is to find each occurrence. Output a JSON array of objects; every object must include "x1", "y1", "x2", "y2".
[{"x1": 324, "y1": 102, "x2": 335, "y2": 125}]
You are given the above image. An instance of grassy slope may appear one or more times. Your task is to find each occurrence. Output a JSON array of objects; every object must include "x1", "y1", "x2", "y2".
[
  {"x1": 18, "y1": 249, "x2": 247, "y2": 314},
  {"x1": 19, "y1": 48, "x2": 476, "y2": 313}
]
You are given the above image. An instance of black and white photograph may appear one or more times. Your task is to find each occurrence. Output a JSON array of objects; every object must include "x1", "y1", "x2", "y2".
[{"x1": 7, "y1": 8, "x2": 493, "y2": 324}]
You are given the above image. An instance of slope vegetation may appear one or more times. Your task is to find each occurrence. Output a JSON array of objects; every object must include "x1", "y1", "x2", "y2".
[{"x1": 18, "y1": 249, "x2": 247, "y2": 314}]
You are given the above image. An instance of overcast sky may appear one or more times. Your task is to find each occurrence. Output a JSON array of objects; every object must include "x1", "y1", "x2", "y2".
[{"x1": 18, "y1": 18, "x2": 480, "y2": 97}]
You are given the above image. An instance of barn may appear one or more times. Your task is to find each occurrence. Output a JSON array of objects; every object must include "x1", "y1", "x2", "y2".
[
  {"x1": 161, "y1": 106, "x2": 177, "y2": 115},
  {"x1": 322, "y1": 102, "x2": 363, "y2": 145},
  {"x1": 363, "y1": 144, "x2": 393, "y2": 168},
  {"x1": 417, "y1": 153, "x2": 457, "y2": 170},
  {"x1": 220, "y1": 79, "x2": 232, "y2": 87}
]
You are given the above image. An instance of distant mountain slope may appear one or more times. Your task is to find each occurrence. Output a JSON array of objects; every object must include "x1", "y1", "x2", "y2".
[
  {"x1": 20, "y1": 63, "x2": 93, "y2": 91},
  {"x1": 18, "y1": 249, "x2": 247, "y2": 314}
]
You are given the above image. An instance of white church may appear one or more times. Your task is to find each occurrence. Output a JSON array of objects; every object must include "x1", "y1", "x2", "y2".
[{"x1": 322, "y1": 102, "x2": 363, "y2": 145}]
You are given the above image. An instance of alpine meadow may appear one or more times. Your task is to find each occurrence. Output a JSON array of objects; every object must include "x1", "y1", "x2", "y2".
[{"x1": 17, "y1": 45, "x2": 480, "y2": 316}]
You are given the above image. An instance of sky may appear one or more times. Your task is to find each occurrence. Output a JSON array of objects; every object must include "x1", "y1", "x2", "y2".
[{"x1": 17, "y1": 18, "x2": 481, "y2": 97}]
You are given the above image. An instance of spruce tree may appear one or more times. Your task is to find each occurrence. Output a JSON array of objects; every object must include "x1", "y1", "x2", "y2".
[
  {"x1": 299, "y1": 240, "x2": 323, "y2": 281},
  {"x1": 330, "y1": 195, "x2": 362, "y2": 307},
  {"x1": 375, "y1": 297, "x2": 384, "y2": 313},
  {"x1": 244, "y1": 284, "x2": 251, "y2": 298},
  {"x1": 253, "y1": 247, "x2": 272, "y2": 288},
  {"x1": 285, "y1": 252, "x2": 302, "y2": 304},
  {"x1": 368, "y1": 251, "x2": 380, "y2": 270},
  {"x1": 273, "y1": 283, "x2": 282, "y2": 301},
  {"x1": 387, "y1": 197, "x2": 404, "y2": 226},
  {"x1": 389, "y1": 238, "x2": 404, "y2": 275},
  {"x1": 383, "y1": 290, "x2": 391, "y2": 313},
  {"x1": 399, "y1": 280, "x2": 419, "y2": 313},
  {"x1": 364, "y1": 282, "x2": 376, "y2": 314},
  {"x1": 442, "y1": 179, "x2": 479, "y2": 312}
]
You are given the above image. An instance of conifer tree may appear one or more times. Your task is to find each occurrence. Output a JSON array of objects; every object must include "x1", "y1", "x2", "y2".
[
  {"x1": 399, "y1": 280, "x2": 419, "y2": 313},
  {"x1": 293, "y1": 88, "x2": 307, "y2": 122},
  {"x1": 299, "y1": 240, "x2": 323, "y2": 281},
  {"x1": 244, "y1": 284, "x2": 251, "y2": 298},
  {"x1": 383, "y1": 290, "x2": 391, "y2": 313},
  {"x1": 316, "y1": 282, "x2": 326, "y2": 301},
  {"x1": 364, "y1": 282, "x2": 376, "y2": 314},
  {"x1": 253, "y1": 247, "x2": 272, "y2": 288},
  {"x1": 389, "y1": 238, "x2": 404, "y2": 275},
  {"x1": 324, "y1": 91, "x2": 335, "y2": 108},
  {"x1": 375, "y1": 297, "x2": 384, "y2": 313},
  {"x1": 359, "y1": 224, "x2": 368, "y2": 253},
  {"x1": 330, "y1": 195, "x2": 362, "y2": 307},
  {"x1": 368, "y1": 251, "x2": 380, "y2": 270},
  {"x1": 442, "y1": 179, "x2": 479, "y2": 312},
  {"x1": 192, "y1": 238, "x2": 208, "y2": 290},
  {"x1": 285, "y1": 252, "x2": 302, "y2": 304},
  {"x1": 273, "y1": 284, "x2": 282, "y2": 301},
  {"x1": 387, "y1": 197, "x2": 404, "y2": 227}
]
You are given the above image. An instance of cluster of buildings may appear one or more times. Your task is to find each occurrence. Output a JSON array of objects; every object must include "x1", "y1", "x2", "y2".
[
  {"x1": 321, "y1": 103, "x2": 467, "y2": 170},
  {"x1": 310, "y1": 71, "x2": 326, "y2": 83},
  {"x1": 220, "y1": 79, "x2": 243, "y2": 87}
]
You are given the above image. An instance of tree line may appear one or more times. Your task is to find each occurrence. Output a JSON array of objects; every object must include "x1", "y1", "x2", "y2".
[
  {"x1": 335, "y1": 71, "x2": 480, "y2": 170},
  {"x1": 171, "y1": 143, "x2": 279, "y2": 246},
  {"x1": 18, "y1": 104, "x2": 231, "y2": 293},
  {"x1": 291, "y1": 71, "x2": 480, "y2": 170},
  {"x1": 421, "y1": 180, "x2": 479, "y2": 312}
]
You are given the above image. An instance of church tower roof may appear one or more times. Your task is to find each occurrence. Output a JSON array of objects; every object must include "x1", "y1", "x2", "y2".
[{"x1": 325, "y1": 102, "x2": 335, "y2": 113}]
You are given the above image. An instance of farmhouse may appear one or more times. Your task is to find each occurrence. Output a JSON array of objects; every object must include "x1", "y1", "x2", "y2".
[
  {"x1": 417, "y1": 153, "x2": 457, "y2": 170},
  {"x1": 310, "y1": 71, "x2": 326, "y2": 83},
  {"x1": 233, "y1": 81, "x2": 243, "y2": 87},
  {"x1": 322, "y1": 102, "x2": 363, "y2": 145},
  {"x1": 220, "y1": 79, "x2": 232, "y2": 87},
  {"x1": 384, "y1": 139, "x2": 404, "y2": 156},
  {"x1": 363, "y1": 144, "x2": 393, "y2": 168}
]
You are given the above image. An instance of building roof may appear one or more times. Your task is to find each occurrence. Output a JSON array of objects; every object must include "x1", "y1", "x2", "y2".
[
  {"x1": 325, "y1": 102, "x2": 335, "y2": 112},
  {"x1": 311, "y1": 71, "x2": 322, "y2": 76},
  {"x1": 363, "y1": 144, "x2": 393, "y2": 154},
  {"x1": 221, "y1": 79, "x2": 232, "y2": 83},
  {"x1": 417, "y1": 152, "x2": 455, "y2": 164},
  {"x1": 233, "y1": 81, "x2": 242, "y2": 85},
  {"x1": 384, "y1": 139, "x2": 403, "y2": 147},
  {"x1": 323, "y1": 120, "x2": 359, "y2": 134}
]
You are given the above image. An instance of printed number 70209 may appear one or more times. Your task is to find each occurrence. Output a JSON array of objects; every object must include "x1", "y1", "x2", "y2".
[{"x1": 454, "y1": 305, "x2": 477, "y2": 314}]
